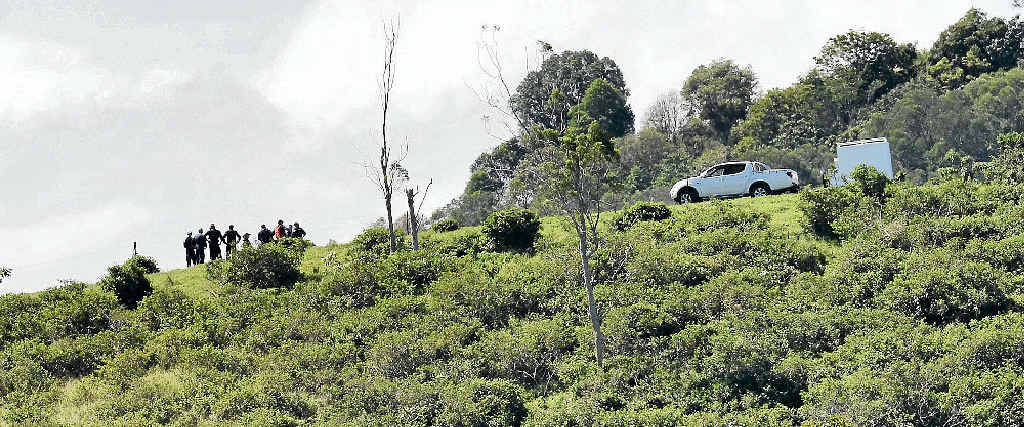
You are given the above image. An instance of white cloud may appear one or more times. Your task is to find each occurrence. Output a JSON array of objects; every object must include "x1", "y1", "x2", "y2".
[
  {"x1": 0, "y1": 201, "x2": 152, "y2": 292},
  {"x1": 0, "y1": 36, "x2": 114, "y2": 123}
]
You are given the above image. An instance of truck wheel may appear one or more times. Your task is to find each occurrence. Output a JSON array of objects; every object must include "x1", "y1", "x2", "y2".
[
  {"x1": 676, "y1": 188, "x2": 698, "y2": 204},
  {"x1": 750, "y1": 183, "x2": 770, "y2": 198}
]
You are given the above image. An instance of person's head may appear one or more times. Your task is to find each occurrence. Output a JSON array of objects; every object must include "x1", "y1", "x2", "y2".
[
  {"x1": 198, "y1": 228, "x2": 204, "y2": 233},
  {"x1": 278, "y1": 219, "x2": 284, "y2": 225},
  {"x1": 228, "y1": 225, "x2": 234, "y2": 230},
  {"x1": 187, "y1": 231, "x2": 192, "y2": 236},
  {"x1": 294, "y1": 222, "x2": 300, "y2": 227},
  {"x1": 209, "y1": 223, "x2": 216, "y2": 230},
  {"x1": 243, "y1": 233, "x2": 250, "y2": 238},
  {"x1": 261, "y1": 224, "x2": 267, "y2": 230}
]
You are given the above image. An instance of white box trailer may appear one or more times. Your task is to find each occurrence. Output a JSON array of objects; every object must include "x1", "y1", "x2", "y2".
[{"x1": 831, "y1": 137, "x2": 894, "y2": 186}]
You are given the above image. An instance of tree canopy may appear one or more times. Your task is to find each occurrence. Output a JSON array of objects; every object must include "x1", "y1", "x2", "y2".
[
  {"x1": 814, "y1": 30, "x2": 918, "y2": 106},
  {"x1": 511, "y1": 50, "x2": 629, "y2": 132},
  {"x1": 681, "y1": 59, "x2": 758, "y2": 146},
  {"x1": 571, "y1": 77, "x2": 634, "y2": 138},
  {"x1": 927, "y1": 8, "x2": 1024, "y2": 88}
]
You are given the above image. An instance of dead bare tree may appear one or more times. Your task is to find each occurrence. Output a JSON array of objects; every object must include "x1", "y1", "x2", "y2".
[
  {"x1": 404, "y1": 179, "x2": 433, "y2": 250},
  {"x1": 363, "y1": 15, "x2": 405, "y2": 253},
  {"x1": 469, "y1": 25, "x2": 530, "y2": 140}
]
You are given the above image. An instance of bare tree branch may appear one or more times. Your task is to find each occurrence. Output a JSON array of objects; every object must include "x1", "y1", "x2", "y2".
[{"x1": 361, "y1": 14, "x2": 403, "y2": 253}]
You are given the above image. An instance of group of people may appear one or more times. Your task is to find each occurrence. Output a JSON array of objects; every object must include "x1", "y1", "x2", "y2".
[{"x1": 183, "y1": 220, "x2": 306, "y2": 267}]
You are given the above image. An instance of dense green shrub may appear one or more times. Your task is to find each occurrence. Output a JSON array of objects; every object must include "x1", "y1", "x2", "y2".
[
  {"x1": 431, "y1": 217, "x2": 460, "y2": 232},
  {"x1": 100, "y1": 256, "x2": 158, "y2": 309},
  {"x1": 272, "y1": 237, "x2": 314, "y2": 257},
  {"x1": 437, "y1": 378, "x2": 528, "y2": 426},
  {"x1": 470, "y1": 317, "x2": 578, "y2": 389},
  {"x1": 351, "y1": 227, "x2": 408, "y2": 258},
  {"x1": 876, "y1": 250, "x2": 1011, "y2": 324},
  {"x1": 614, "y1": 202, "x2": 672, "y2": 231},
  {"x1": 420, "y1": 227, "x2": 490, "y2": 257},
  {"x1": 206, "y1": 243, "x2": 302, "y2": 289},
  {"x1": 849, "y1": 164, "x2": 890, "y2": 199},
  {"x1": 482, "y1": 208, "x2": 542, "y2": 252},
  {"x1": 799, "y1": 186, "x2": 865, "y2": 237}
]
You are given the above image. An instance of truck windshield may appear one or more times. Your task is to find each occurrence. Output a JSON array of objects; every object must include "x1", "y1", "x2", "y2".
[{"x1": 703, "y1": 166, "x2": 724, "y2": 177}]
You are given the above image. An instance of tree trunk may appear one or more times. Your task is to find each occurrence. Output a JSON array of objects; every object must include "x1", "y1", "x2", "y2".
[
  {"x1": 722, "y1": 131, "x2": 731, "y2": 160},
  {"x1": 579, "y1": 230, "x2": 605, "y2": 369},
  {"x1": 385, "y1": 194, "x2": 397, "y2": 253},
  {"x1": 406, "y1": 188, "x2": 419, "y2": 251}
]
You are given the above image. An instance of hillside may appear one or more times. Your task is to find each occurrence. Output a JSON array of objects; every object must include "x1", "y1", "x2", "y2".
[
  {"x1": 434, "y1": 8, "x2": 1024, "y2": 229},
  {"x1": 3, "y1": 179, "x2": 1024, "y2": 426}
]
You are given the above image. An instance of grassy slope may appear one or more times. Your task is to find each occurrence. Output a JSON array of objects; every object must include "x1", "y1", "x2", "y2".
[
  {"x1": 150, "y1": 194, "x2": 812, "y2": 297},
  {"x1": 21, "y1": 187, "x2": 1023, "y2": 424},
  {"x1": 34, "y1": 193, "x2": 816, "y2": 424}
]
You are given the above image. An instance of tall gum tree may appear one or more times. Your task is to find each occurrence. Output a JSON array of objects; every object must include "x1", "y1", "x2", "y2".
[{"x1": 529, "y1": 79, "x2": 629, "y2": 368}]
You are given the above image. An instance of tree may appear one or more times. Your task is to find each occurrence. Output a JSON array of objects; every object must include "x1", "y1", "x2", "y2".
[
  {"x1": 984, "y1": 132, "x2": 1024, "y2": 183},
  {"x1": 0, "y1": 267, "x2": 10, "y2": 285},
  {"x1": 617, "y1": 128, "x2": 689, "y2": 192},
  {"x1": 470, "y1": 26, "x2": 548, "y2": 139},
  {"x1": 405, "y1": 179, "x2": 432, "y2": 251},
  {"x1": 856, "y1": 68, "x2": 1024, "y2": 181},
  {"x1": 530, "y1": 86, "x2": 619, "y2": 368},
  {"x1": 574, "y1": 77, "x2": 634, "y2": 138},
  {"x1": 681, "y1": 59, "x2": 758, "y2": 148},
  {"x1": 927, "y1": 9, "x2": 1024, "y2": 88},
  {"x1": 512, "y1": 50, "x2": 629, "y2": 132},
  {"x1": 643, "y1": 91, "x2": 691, "y2": 145},
  {"x1": 468, "y1": 137, "x2": 528, "y2": 202},
  {"x1": 814, "y1": 31, "x2": 918, "y2": 107},
  {"x1": 734, "y1": 84, "x2": 832, "y2": 150},
  {"x1": 365, "y1": 16, "x2": 405, "y2": 254}
]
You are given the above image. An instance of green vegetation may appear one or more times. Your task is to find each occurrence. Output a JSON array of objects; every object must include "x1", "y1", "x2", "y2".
[
  {"x1": 4, "y1": 178, "x2": 1024, "y2": 425},
  {"x1": 6, "y1": 6, "x2": 1024, "y2": 426},
  {"x1": 614, "y1": 202, "x2": 671, "y2": 231},
  {"x1": 482, "y1": 208, "x2": 542, "y2": 253},
  {"x1": 431, "y1": 217, "x2": 460, "y2": 233},
  {"x1": 205, "y1": 238, "x2": 310, "y2": 290},
  {"x1": 99, "y1": 256, "x2": 159, "y2": 309}
]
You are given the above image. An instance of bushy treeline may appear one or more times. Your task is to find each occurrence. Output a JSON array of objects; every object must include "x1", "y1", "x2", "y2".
[
  {"x1": 435, "y1": 7, "x2": 1024, "y2": 226},
  {"x1": 3, "y1": 175, "x2": 1023, "y2": 425}
]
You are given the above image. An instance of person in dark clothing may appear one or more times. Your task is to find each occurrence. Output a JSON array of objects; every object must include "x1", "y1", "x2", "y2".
[
  {"x1": 223, "y1": 225, "x2": 241, "y2": 257},
  {"x1": 292, "y1": 223, "x2": 306, "y2": 239},
  {"x1": 274, "y1": 219, "x2": 286, "y2": 240},
  {"x1": 206, "y1": 224, "x2": 223, "y2": 260},
  {"x1": 242, "y1": 233, "x2": 253, "y2": 249},
  {"x1": 195, "y1": 228, "x2": 207, "y2": 264},
  {"x1": 184, "y1": 232, "x2": 196, "y2": 267},
  {"x1": 257, "y1": 225, "x2": 273, "y2": 245}
]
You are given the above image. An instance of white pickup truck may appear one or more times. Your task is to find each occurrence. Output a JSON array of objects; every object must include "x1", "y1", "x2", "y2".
[{"x1": 670, "y1": 161, "x2": 800, "y2": 203}]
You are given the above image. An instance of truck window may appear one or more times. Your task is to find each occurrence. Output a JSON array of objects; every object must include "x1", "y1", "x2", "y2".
[
  {"x1": 754, "y1": 163, "x2": 767, "y2": 172},
  {"x1": 723, "y1": 164, "x2": 746, "y2": 175}
]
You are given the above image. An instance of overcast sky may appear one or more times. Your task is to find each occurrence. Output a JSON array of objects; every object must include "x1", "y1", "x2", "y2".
[{"x1": 1, "y1": 0, "x2": 1017, "y2": 293}]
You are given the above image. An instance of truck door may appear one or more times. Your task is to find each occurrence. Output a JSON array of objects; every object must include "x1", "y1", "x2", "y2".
[
  {"x1": 720, "y1": 163, "x2": 750, "y2": 195},
  {"x1": 696, "y1": 165, "x2": 727, "y2": 196}
]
